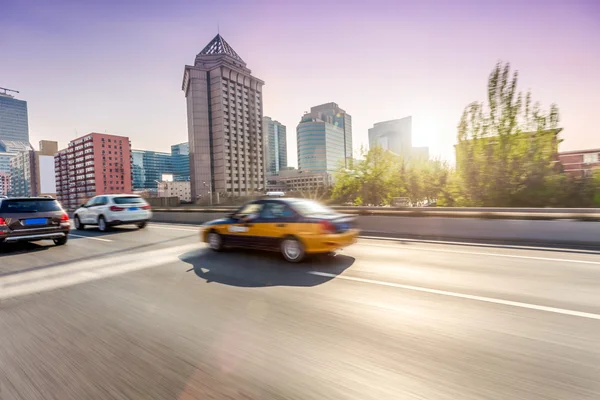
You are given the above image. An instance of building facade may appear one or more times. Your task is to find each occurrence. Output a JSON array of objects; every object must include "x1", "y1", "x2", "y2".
[
  {"x1": 55, "y1": 133, "x2": 132, "y2": 209},
  {"x1": 0, "y1": 92, "x2": 29, "y2": 143},
  {"x1": 0, "y1": 140, "x2": 33, "y2": 174},
  {"x1": 0, "y1": 171, "x2": 10, "y2": 196},
  {"x1": 7, "y1": 140, "x2": 57, "y2": 197},
  {"x1": 171, "y1": 142, "x2": 190, "y2": 182},
  {"x1": 182, "y1": 34, "x2": 265, "y2": 201},
  {"x1": 263, "y1": 117, "x2": 287, "y2": 175},
  {"x1": 558, "y1": 149, "x2": 600, "y2": 178},
  {"x1": 157, "y1": 181, "x2": 191, "y2": 202},
  {"x1": 296, "y1": 103, "x2": 352, "y2": 174},
  {"x1": 367, "y1": 117, "x2": 429, "y2": 160},
  {"x1": 132, "y1": 150, "x2": 173, "y2": 191},
  {"x1": 266, "y1": 167, "x2": 331, "y2": 193}
]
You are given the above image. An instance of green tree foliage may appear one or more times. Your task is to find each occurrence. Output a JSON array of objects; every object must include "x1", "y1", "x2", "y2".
[
  {"x1": 456, "y1": 61, "x2": 562, "y2": 206},
  {"x1": 332, "y1": 146, "x2": 451, "y2": 206},
  {"x1": 331, "y1": 62, "x2": 600, "y2": 208}
]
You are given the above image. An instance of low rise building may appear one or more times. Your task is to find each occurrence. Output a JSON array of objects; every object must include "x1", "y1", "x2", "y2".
[
  {"x1": 266, "y1": 167, "x2": 331, "y2": 193},
  {"x1": 157, "y1": 181, "x2": 191, "y2": 202},
  {"x1": 558, "y1": 148, "x2": 600, "y2": 178}
]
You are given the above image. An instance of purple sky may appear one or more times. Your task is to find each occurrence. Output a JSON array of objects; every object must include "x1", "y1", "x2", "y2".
[{"x1": 2, "y1": 0, "x2": 599, "y2": 164}]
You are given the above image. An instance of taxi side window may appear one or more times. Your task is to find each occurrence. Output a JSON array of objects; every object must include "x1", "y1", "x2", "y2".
[
  {"x1": 235, "y1": 203, "x2": 263, "y2": 218},
  {"x1": 260, "y1": 202, "x2": 295, "y2": 220}
]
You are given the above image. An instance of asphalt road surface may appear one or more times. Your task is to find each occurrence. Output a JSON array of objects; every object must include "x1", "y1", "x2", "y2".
[{"x1": 2, "y1": 223, "x2": 600, "y2": 399}]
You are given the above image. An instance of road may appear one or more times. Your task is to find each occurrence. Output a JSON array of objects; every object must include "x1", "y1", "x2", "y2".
[{"x1": 2, "y1": 223, "x2": 600, "y2": 399}]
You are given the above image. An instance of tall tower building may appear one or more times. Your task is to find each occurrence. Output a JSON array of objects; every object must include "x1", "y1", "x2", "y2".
[
  {"x1": 0, "y1": 90, "x2": 29, "y2": 143},
  {"x1": 182, "y1": 34, "x2": 265, "y2": 201},
  {"x1": 368, "y1": 117, "x2": 412, "y2": 157},
  {"x1": 263, "y1": 117, "x2": 287, "y2": 175},
  {"x1": 296, "y1": 102, "x2": 352, "y2": 174}
]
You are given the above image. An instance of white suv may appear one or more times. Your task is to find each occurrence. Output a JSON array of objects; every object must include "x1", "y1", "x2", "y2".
[{"x1": 73, "y1": 194, "x2": 152, "y2": 232}]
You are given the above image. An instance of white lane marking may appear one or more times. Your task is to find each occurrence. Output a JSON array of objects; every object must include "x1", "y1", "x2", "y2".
[
  {"x1": 355, "y1": 240, "x2": 600, "y2": 265},
  {"x1": 0, "y1": 244, "x2": 200, "y2": 300},
  {"x1": 360, "y1": 234, "x2": 600, "y2": 254},
  {"x1": 69, "y1": 234, "x2": 113, "y2": 242},
  {"x1": 308, "y1": 271, "x2": 600, "y2": 321},
  {"x1": 148, "y1": 225, "x2": 199, "y2": 232}
]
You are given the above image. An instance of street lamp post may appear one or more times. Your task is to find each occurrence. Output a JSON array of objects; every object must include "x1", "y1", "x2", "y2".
[{"x1": 203, "y1": 181, "x2": 212, "y2": 206}]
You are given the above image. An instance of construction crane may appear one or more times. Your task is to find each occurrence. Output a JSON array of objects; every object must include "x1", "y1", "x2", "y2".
[{"x1": 0, "y1": 87, "x2": 19, "y2": 96}]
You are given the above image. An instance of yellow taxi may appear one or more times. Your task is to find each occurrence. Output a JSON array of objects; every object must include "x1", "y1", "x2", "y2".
[{"x1": 200, "y1": 198, "x2": 359, "y2": 262}]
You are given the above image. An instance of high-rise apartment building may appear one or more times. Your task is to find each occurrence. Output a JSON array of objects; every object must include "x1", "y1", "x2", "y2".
[
  {"x1": 182, "y1": 34, "x2": 265, "y2": 200},
  {"x1": 263, "y1": 117, "x2": 287, "y2": 175},
  {"x1": 55, "y1": 133, "x2": 132, "y2": 209},
  {"x1": 296, "y1": 102, "x2": 352, "y2": 174},
  {"x1": 0, "y1": 91, "x2": 29, "y2": 143}
]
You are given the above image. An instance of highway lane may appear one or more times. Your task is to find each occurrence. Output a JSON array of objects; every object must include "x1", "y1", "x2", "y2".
[{"x1": 1, "y1": 223, "x2": 600, "y2": 399}]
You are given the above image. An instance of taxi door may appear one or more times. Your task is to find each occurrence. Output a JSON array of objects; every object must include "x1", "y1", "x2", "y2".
[
  {"x1": 225, "y1": 202, "x2": 263, "y2": 248},
  {"x1": 252, "y1": 201, "x2": 298, "y2": 250}
]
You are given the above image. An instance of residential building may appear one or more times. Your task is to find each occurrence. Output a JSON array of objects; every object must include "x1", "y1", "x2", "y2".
[
  {"x1": 171, "y1": 142, "x2": 190, "y2": 182},
  {"x1": 296, "y1": 102, "x2": 352, "y2": 174},
  {"x1": 55, "y1": 133, "x2": 132, "y2": 209},
  {"x1": 132, "y1": 150, "x2": 173, "y2": 191},
  {"x1": 263, "y1": 117, "x2": 287, "y2": 175},
  {"x1": 8, "y1": 140, "x2": 57, "y2": 197},
  {"x1": 157, "y1": 181, "x2": 191, "y2": 202},
  {"x1": 558, "y1": 148, "x2": 600, "y2": 178},
  {"x1": 0, "y1": 91, "x2": 29, "y2": 143},
  {"x1": 266, "y1": 167, "x2": 331, "y2": 193},
  {"x1": 0, "y1": 172, "x2": 10, "y2": 196},
  {"x1": 182, "y1": 34, "x2": 265, "y2": 201}
]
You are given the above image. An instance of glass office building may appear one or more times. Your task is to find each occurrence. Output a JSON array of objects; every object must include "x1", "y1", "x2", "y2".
[
  {"x1": 132, "y1": 150, "x2": 173, "y2": 191},
  {"x1": 263, "y1": 117, "x2": 287, "y2": 175},
  {"x1": 0, "y1": 93, "x2": 29, "y2": 143},
  {"x1": 296, "y1": 103, "x2": 352, "y2": 174},
  {"x1": 171, "y1": 142, "x2": 190, "y2": 182}
]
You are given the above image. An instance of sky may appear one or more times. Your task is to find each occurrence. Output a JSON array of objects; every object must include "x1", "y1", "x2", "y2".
[{"x1": 2, "y1": 0, "x2": 599, "y2": 165}]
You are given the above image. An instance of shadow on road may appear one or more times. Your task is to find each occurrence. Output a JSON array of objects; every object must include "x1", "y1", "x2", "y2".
[
  {"x1": 70, "y1": 226, "x2": 140, "y2": 238},
  {"x1": 180, "y1": 248, "x2": 355, "y2": 288},
  {"x1": 0, "y1": 241, "x2": 50, "y2": 256}
]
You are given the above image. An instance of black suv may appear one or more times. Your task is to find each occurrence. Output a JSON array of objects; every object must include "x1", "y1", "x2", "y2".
[{"x1": 0, "y1": 197, "x2": 70, "y2": 249}]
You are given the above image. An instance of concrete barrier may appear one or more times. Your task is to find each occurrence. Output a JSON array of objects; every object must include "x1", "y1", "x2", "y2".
[
  {"x1": 152, "y1": 206, "x2": 600, "y2": 220},
  {"x1": 151, "y1": 211, "x2": 600, "y2": 247}
]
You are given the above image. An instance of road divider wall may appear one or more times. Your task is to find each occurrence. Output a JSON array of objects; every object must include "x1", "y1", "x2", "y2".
[{"x1": 151, "y1": 210, "x2": 600, "y2": 247}]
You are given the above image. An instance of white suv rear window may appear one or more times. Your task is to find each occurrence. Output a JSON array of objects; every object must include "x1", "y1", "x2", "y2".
[{"x1": 113, "y1": 197, "x2": 145, "y2": 205}]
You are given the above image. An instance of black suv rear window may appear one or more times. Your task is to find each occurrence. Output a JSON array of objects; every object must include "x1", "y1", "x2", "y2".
[
  {"x1": 113, "y1": 197, "x2": 144, "y2": 205},
  {"x1": 0, "y1": 199, "x2": 62, "y2": 213}
]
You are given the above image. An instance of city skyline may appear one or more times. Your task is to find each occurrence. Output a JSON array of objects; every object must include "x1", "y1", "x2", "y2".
[{"x1": 3, "y1": 0, "x2": 599, "y2": 165}]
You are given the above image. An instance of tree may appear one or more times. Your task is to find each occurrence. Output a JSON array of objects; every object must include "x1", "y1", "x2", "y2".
[{"x1": 456, "y1": 61, "x2": 561, "y2": 206}]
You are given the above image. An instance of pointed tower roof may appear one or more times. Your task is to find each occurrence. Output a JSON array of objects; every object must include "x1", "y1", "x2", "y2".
[{"x1": 197, "y1": 34, "x2": 245, "y2": 64}]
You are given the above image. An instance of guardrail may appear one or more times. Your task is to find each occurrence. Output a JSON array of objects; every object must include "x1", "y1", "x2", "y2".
[{"x1": 151, "y1": 206, "x2": 600, "y2": 220}]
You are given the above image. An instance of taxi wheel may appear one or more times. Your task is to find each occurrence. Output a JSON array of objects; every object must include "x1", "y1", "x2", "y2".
[
  {"x1": 207, "y1": 231, "x2": 223, "y2": 252},
  {"x1": 281, "y1": 237, "x2": 305, "y2": 263}
]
